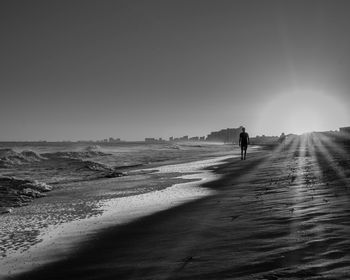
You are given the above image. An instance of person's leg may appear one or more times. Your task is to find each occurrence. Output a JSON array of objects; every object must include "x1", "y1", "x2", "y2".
[
  {"x1": 244, "y1": 146, "x2": 247, "y2": 159},
  {"x1": 240, "y1": 146, "x2": 244, "y2": 160}
]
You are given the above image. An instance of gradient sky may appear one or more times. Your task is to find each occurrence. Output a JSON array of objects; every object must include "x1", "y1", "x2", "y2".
[{"x1": 1, "y1": 0, "x2": 350, "y2": 141}]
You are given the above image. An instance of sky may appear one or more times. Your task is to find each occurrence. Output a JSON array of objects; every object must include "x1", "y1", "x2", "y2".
[{"x1": 1, "y1": 0, "x2": 350, "y2": 141}]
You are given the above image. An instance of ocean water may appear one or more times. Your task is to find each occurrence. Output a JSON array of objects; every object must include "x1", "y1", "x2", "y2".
[
  {"x1": 0, "y1": 141, "x2": 232, "y2": 182},
  {"x1": 0, "y1": 142, "x2": 239, "y2": 277}
]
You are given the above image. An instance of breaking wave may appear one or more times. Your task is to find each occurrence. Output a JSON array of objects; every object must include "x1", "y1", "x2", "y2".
[
  {"x1": 42, "y1": 150, "x2": 108, "y2": 160},
  {"x1": 0, "y1": 149, "x2": 45, "y2": 167},
  {"x1": 0, "y1": 176, "x2": 52, "y2": 212}
]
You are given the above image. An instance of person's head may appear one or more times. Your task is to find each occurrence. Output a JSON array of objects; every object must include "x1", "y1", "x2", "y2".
[{"x1": 242, "y1": 127, "x2": 245, "y2": 132}]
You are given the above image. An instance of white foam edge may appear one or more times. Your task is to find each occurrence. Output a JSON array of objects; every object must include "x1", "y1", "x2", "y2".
[{"x1": 0, "y1": 155, "x2": 235, "y2": 278}]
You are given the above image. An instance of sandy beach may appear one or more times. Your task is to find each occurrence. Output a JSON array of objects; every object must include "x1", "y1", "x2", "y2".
[{"x1": 5, "y1": 134, "x2": 349, "y2": 280}]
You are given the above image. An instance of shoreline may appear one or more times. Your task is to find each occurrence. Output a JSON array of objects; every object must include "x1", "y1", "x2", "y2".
[
  {"x1": 0, "y1": 153, "x2": 239, "y2": 278},
  {"x1": 8, "y1": 137, "x2": 350, "y2": 280},
  {"x1": 5, "y1": 151, "x2": 266, "y2": 280}
]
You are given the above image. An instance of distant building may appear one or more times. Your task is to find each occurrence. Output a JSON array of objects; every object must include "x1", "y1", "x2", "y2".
[
  {"x1": 250, "y1": 135, "x2": 279, "y2": 145},
  {"x1": 189, "y1": 136, "x2": 199, "y2": 141},
  {"x1": 170, "y1": 135, "x2": 190, "y2": 142},
  {"x1": 109, "y1": 137, "x2": 121, "y2": 143},
  {"x1": 206, "y1": 127, "x2": 243, "y2": 143},
  {"x1": 180, "y1": 136, "x2": 188, "y2": 141},
  {"x1": 145, "y1": 138, "x2": 165, "y2": 143},
  {"x1": 340, "y1": 127, "x2": 350, "y2": 134}
]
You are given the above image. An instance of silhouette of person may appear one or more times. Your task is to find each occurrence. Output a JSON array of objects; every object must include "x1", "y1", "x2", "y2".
[
  {"x1": 279, "y1": 132, "x2": 286, "y2": 143},
  {"x1": 239, "y1": 127, "x2": 249, "y2": 160},
  {"x1": 279, "y1": 132, "x2": 286, "y2": 151}
]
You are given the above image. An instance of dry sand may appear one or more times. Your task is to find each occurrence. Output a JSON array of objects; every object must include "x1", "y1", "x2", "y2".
[{"x1": 8, "y1": 135, "x2": 350, "y2": 280}]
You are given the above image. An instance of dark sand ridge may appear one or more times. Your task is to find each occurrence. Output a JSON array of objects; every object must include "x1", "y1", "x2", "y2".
[{"x1": 9, "y1": 136, "x2": 350, "y2": 280}]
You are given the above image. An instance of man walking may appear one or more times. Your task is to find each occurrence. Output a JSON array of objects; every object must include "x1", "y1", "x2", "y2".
[{"x1": 239, "y1": 127, "x2": 249, "y2": 160}]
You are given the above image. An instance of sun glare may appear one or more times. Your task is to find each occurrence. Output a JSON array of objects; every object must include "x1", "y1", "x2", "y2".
[
  {"x1": 257, "y1": 90, "x2": 349, "y2": 135},
  {"x1": 287, "y1": 103, "x2": 324, "y2": 134}
]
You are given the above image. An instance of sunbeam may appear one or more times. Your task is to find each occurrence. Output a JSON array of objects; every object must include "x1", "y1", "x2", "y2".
[
  {"x1": 258, "y1": 90, "x2": 349, "y2": 136},
  {"x1": 310, "y1": 133, "x2": 350, "y2": 190}
]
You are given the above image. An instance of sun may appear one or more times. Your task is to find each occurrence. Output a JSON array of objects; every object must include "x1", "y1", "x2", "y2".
[{"x1": 257, "y1": 90, "x2": 349, "y2": 135}]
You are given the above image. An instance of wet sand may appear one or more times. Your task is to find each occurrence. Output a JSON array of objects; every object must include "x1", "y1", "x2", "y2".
[{"x1": 8, "y1": 135, "x2": 350, "y2": 280}]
